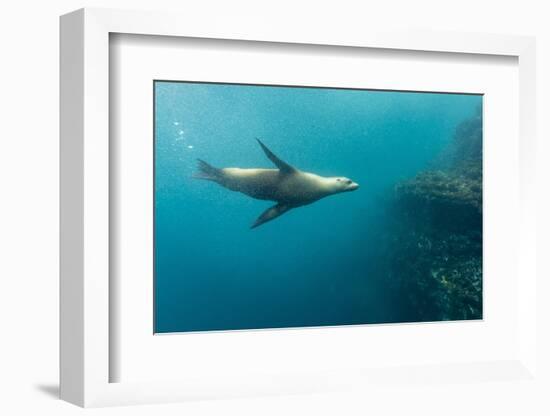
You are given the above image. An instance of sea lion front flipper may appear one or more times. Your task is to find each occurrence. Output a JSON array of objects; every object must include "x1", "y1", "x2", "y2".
[
  {"x1": 251, "y1": 203, "x2": 292, "y2": 229},
  {"x1": 256, "y1": 139, "x2": 297, "y2": 174}
]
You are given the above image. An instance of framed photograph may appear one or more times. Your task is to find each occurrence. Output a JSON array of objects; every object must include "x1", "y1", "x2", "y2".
[{"x1": 60, "y1": 8, "x2": 537, "y2": 407}]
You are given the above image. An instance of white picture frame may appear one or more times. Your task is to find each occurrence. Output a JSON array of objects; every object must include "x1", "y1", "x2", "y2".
[{"x1": 60, "y1": 7, "x2": 537, "y2": 407}]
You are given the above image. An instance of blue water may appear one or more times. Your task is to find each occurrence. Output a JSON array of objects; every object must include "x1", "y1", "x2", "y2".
[{"x1": 154, "y1": 81, "x2": 482, "y2": 333}]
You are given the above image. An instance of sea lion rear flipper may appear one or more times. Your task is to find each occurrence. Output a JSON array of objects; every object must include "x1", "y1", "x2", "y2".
[
  {"x1": 256, "y1": 139, "x2": 297, "y2": 174},
  {"x1": 193, "y1": 159, "x2": 221, "y2": 182},
  {"x1": 251, "y1": 203, "x2": 292, "y2": 229}
]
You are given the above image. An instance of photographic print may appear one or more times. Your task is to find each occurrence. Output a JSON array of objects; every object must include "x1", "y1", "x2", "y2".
[{"x1": 154, "y1": 81, "x2": 482, "y2": 333}]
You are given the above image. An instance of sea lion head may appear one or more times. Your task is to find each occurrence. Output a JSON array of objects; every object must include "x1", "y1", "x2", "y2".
[{"x1": 330, "y1": 177, "x2": 360, "y2": 193}]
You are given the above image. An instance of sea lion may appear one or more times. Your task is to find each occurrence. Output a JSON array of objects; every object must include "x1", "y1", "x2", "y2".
[{"x1": 194, "y1": 139, "x2": 359, "y2": 228}]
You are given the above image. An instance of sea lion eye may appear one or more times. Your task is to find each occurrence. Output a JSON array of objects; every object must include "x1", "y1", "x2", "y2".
[
  {"x1": 346, "y1": 179, "x2": 352, "y2": 185},
  {"x1": 336, "y1": 178, "x2": 341, "y2": 182}
]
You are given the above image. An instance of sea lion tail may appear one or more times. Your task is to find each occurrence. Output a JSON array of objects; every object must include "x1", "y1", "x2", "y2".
[{"x1": 193, "y1": 159, "x2": 221, "y2": 181}]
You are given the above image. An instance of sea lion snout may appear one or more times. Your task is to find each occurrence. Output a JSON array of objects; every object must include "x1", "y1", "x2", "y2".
[
  {"x1": 334, "y1": 177, "x2": 359, "y2": 193},
  {"x1": 344, "y1": 181, "x2": 359, "y2": 192}
]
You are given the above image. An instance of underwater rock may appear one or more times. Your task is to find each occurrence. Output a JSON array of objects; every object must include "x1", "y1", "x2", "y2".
[{"x1": 385, "y1": 111, "x2": 483, "y2": 322}]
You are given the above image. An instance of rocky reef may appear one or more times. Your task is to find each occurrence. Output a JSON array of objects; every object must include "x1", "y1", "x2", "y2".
[{"x1": 386, "y1": 110, "x2": 483, "y2": 322}]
